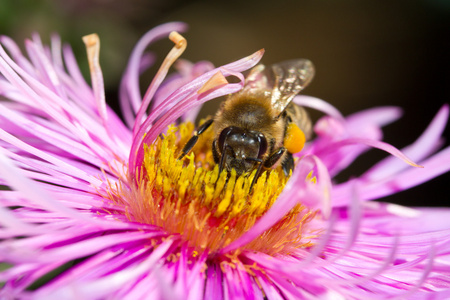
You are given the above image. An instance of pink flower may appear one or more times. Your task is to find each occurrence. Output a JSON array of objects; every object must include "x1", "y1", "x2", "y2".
[{"x1": 0, "y1": 22, "x2": 449, "y2": 299}]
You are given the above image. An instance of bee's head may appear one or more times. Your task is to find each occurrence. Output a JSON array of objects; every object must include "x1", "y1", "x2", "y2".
[{"x1": 217, "y1": 126, "x2": 267, "y2": 175}]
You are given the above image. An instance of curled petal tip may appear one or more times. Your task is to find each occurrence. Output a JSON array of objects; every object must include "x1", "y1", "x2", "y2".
[
  {"x1": 256, "y1": 48, "x2": 265, "y2": 57},
  {"x1": 247, "y1": 49, "x2": 265, "y2": 63}
]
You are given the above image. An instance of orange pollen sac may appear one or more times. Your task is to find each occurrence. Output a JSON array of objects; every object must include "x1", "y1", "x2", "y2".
[
  {"x1": 110, "y1": 121, "x2": 317, "y2": 257},
  {"x1": 284, "y1": 123, "x2": 306, "y2": 154}
]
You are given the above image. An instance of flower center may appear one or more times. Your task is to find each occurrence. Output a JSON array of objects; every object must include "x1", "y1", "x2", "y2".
[{"x1": 109, "y1": 121, "x2": 317, "y2": 256}]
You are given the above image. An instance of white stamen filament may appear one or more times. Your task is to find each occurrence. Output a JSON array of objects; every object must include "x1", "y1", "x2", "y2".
[
  {"x1": 83, "y1": 34, "x2": 107, "y2": 125},
  {"x1": 133, "y1": 31, "x2": 187, "y2": 137}
]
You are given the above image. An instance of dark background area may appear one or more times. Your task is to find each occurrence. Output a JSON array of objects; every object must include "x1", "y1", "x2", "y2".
[{"x1": 1, "y1": 0, "x2": 449, "y2": 207}]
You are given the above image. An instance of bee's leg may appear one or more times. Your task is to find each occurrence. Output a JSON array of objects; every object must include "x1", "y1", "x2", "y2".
[
  {"x1": 218, "y1": 144, "x2": 234, "y2": 174},
  {"x1": 218, "y1": 145, "x2": 227, "y2": 173},
  {"x1": 247, "y1": 157, "x2": 264, "y2": 191},
  {"x1": 212, "y1": 139, "x2": 220, "y2": 164},
  {"x1": 248, "y1": 148, "x2": 286, "y2": 192},
  {"x1": 263, "y1": 147, "x2": 286, "y2": 168},
  {"x1": 248, "y1": 147, "x2": 286, "y2": 191},
  {"x1": 281, "y1": 152, "x2": 294, "y2": 177},
  {"x1": 178, "y1": 119, "x2": 214, "y2": 160}
]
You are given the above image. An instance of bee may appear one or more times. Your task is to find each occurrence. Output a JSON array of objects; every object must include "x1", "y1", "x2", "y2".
[{"x1": 178, "y1": 59, "x2": 314, "y2": 189}]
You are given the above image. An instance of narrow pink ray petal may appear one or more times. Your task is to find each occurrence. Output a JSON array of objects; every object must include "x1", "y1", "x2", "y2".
[
  {"x1": 0, "y1": 205, "x2": 34, "y2": 232},
  {"x1": 0, "y1": 36, "x2": 36, "y2": 75},
  {"x1": 222, "y1": 265, "x2": 247, "y2": 299},
  {"x1": 133, "y1": 32, "x2": 188, "y2": 136},
  {"x1": 245, "y1": 252, "x2": 313, "y2": 284},
  {"x1": 3, "y1": 167, "x2": 96, "y2": 192},
  {"x1": 0, "y1": 43, "x2": 123, "y2": 159},
  {"x1": 294, "y1": 95, "x2": 344, "y2": 120},
  {"x1": 311, "y1": 155, "x2": 333, "y2": 217},
  {"x1": 0, "y1": 149, "x2": 102, "y2": 224},
  {"x1": 364, "y1": 104, "x2": 449, "y2": 181},
  {"x1": 267, "y1": 271, "x2": 305, "y2": 299},
  {"x1": 129, "y1": 73, "x2": 247, "y2": 179},
  {"x1": 335, "y1": 237, "x2": 399, "y2": 286},
  {"x1": 392, "y1": 245, "x2": 436, "y2": 299},
  {"x1": 325, "y1": 181, "x2": 363, "y2": 263},
  {"x1": 345, "y1": 106, "x2": 403, "y2": 128},
  {"x1": 115, "y1": 275, "x2": 155, "y2": 300},
  {"x1": 1, "y1": 262, "x2": 64, "y2": 294},
  {"x1": 256, "y1": 273, "x2": 284, "y2": 300},
  {"x1": 127, "y1": 51, "x2": 264, "y2": 178},
  {"x1": 333, "y1": 146, "x2": 450, "y2": 205},
  {"x1": 204, "y1": 264, "x2": 224, "y2": 300},
  {"x1": 50, "y1": 34, "x2": 64, "y2": 70},
  {"x1": 130, "y1": 48, "x2": 263, "y2": 162},
  {"x1": 34, "y1": 239, "x2": 174, "y2": 299},
  {"x1": 317, "y1": 137, "x2": 422, "y2": 168},
  {"x1": 25, "y1": 39, "x2": 67, "y2": 99},
  {"x1": 38, "y1": 231, "x2": 162, "y2": 262},
  {"x1": 62, "y1": 44, "x2": 96, "y2": 107},
  {"x1": 152, "y1": 60, "x2": 215, "y2": 123},
  {"x1": 186, "y1": 257, "x2": 208, "y2": 300},
  {"x1": 139, "y1": 69, "x2": 242, "y2": 146},
  {"x1": 0, "y1": 129, "x2": 102, "y2": 185},
  {"x1": 0, "y1": 48, "x2": 108, "y2": 155},
  {"x1": 0, "y1": 190, "x2": 35, "y2": 208},
  {"x1": 0, "y1": 104, "x2": 104, "y2": 166},
  {"x1": 384, "y1": 206, "x2": 450, "y2": 232},
  {"x1": 298, "y1": 214, "x2": 336, "y2": 266},
  {"x1": 220, "y1": 155, "x2": 324, "y2": 254},
  {"x1": 234, "y1": 262, "x2": 262, "y2": 300},
  {"x1": 90, "y1": 246, "x2": 160, "y2": 280},
  {"x1": 38, "y1": 250, "x2": 119, "y2": 291},
  {"x1": 120, "y1": 22, "x2": 187, "y2": 117},
  {"x1": 119, "y1": 52, "x2": 156, "y2": 128}
]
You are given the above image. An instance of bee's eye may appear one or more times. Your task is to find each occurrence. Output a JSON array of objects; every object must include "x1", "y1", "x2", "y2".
[{"x1": 256, "y1": 133, "x2": 267, "y2": 158}]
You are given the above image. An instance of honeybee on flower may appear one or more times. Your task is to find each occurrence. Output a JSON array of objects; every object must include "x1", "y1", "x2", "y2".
[{"x1": 0, "y1": 22, "x2": 449, "y2": 299}]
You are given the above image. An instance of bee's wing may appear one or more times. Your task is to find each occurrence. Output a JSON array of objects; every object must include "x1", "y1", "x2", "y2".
[
  {"x1": 270, "y1": 59, "x2": 315, "y2": 114},
  {"x1": 243, "y1": 64, "x2": 271, "y2": 91},
  {"x1": 243, "y1": 59, "x2": 314, "y2": 114}
]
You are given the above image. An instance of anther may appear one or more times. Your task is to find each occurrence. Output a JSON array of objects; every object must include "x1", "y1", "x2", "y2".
[
  {"x1": 198, "y1": 71, "x2": 228, "y2": 94},
  {"x1": 169, "y1": 31, "x2": 186, "y2": 49}
]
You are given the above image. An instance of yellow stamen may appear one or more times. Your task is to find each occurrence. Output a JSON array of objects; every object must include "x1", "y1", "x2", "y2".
[
  {"x1": 107, "y1": 121, "x2": 316, "y2": 256},
  {"x1": 306, "y1": 170, "x2": 317, "y2": 184}
]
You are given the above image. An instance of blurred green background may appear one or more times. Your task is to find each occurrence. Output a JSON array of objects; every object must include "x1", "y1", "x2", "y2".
[{"x1": 0, "y1": 0, "x2": 449, "y2": 206}]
